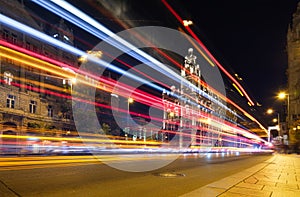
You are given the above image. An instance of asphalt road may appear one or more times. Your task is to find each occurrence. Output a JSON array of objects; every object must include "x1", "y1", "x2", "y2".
[{"x1": 0, "y1": 153, "x2": 272, "y2": 197}]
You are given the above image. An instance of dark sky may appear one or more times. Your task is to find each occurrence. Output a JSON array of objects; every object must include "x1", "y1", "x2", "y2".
[
  {"x1": 41, "y1": 0, "x2": 299, "y2": 108},
  {"x1": 160, "y1": 0, "x2": 299, "y2": 108},
  {"x1": 116, "y1": 0, "x2": 299, "y2": 109},
  {"x1": 62, "y1": 0, "x2": 300, "y2": 124},
  {"x1": 27, "y1": 0, "x2": 299, "y2": 114}
]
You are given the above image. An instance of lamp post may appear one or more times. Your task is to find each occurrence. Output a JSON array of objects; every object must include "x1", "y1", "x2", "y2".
[
  {"x1": 267, "y1": 108, "x2": 280, "y2": 141},
  {"x1": 278, "y1": 92, "x2": 291, "y2": 150},
  {"x1": 278, "y1": 92, "x2": 290, "y2": 133},
  {"x1": 127, "y1": 97, "x2": 134, "y2": 127}
]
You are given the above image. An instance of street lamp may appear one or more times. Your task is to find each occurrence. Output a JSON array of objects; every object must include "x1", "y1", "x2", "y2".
[
  {"x1": 267, "y1": 108, "x2": 280, "y2": 125},
  {"x1": 267, "y1": 108, "x2": 280, "y2": 135},
  {"x1": 278, "y1": 92, "x2": 290, "y2": 131},
  {"x1": 183, "y1": 20, "x2": 193, "y2": 27},
  {"x1": 128, "y1": 97, "x2": 134, "y2": 104},
  {"x1": 127, "y1": 97, "x2": 134, "y2": 127}
]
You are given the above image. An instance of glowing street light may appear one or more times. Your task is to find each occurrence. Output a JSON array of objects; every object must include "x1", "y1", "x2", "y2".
[
  {"x1": 183, "y1": 20, "x2": 193, "y2": 27},
  {"x1": 127, "y1": 97, "x2": 134, "y2": 128},
  {"x1": 266, "y1": 108, "x2": 274, "y2": 115},
  {"x1": 278, "y1": 92, "x2": 288, "y2": 99},
  {"x1": 267, "y1": 108, "x2": 280, "y2": 128},
  {"x1": 266, "y1": 108, "x2": 280, "y2": 142},
  {"x1": 278, "y1": 91, "x2": 290, "y2": 130},
  {"x1": 128, "y1": 97, "x2": 134, "y2": 104}
]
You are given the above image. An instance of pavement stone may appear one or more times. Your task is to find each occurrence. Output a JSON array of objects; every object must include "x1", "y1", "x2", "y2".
[
  {"x1": 180, "y1": 187, "x2": 226, "y2": 197},
  {"x1": 182, "y1": 154, "x2": 300, "y2": 197},
  {"x1": 236, "y1": 182, "x2": 264, "y2": 190},
  {"x1": 244, "y1": 176, "x2": 258, "y2": 184},
  {"x1": 227, "y1": 186, "x2": 271, "y2": 197}
]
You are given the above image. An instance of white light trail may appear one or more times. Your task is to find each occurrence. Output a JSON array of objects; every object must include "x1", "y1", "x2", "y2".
[
  {"x1": 31, "y1": 0, "x2": 235, "y2": 115},
  {"x1": 0, "y1": 14, "x2": 164, "y2": 93}
]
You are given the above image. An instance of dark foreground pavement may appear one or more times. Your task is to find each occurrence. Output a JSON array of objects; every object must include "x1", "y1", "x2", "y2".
[{"x1": 0, "y1": 153, "x2": 274, "y2": 197}]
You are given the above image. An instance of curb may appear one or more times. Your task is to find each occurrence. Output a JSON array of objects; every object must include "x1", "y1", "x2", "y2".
[{"x1": 180, "y1": 155, "x2": 277, "y2": 197}]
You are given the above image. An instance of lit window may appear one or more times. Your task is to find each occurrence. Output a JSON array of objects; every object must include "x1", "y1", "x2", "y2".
[
  {"x1": 4, "y1": 71, "x2": 13, "y2": 85},
  {"x1": 6, "y1": 94, "x2": 15, "y2": 108},
  {"x1": 29, "y1": 100, "x2": 37, "y2": 113}
]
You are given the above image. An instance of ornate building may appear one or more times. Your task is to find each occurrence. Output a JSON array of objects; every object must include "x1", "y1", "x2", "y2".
[
  {"x1": 286, "y1": 2, "x2": 300, "y2": 142},
  {"x1": 0, "y1": 1, "x2": 121, "y2": 147},
  {"x1": 0, "y1": 0, "x2": 77, "y2": 139}
]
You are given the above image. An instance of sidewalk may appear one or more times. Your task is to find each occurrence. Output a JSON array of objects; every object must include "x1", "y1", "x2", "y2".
[{"x1": 182, "y1": 154, "x2": 300, "y2": 197}]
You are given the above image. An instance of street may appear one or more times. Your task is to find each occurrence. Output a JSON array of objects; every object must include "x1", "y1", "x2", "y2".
[{"x1": 0, "y1": 153, "x2": 272, "y2": 197}]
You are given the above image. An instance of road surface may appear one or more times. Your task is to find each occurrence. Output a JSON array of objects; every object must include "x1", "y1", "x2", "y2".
[{"x1": 0, "y1": 153, "x2": 272, "y2": 197}]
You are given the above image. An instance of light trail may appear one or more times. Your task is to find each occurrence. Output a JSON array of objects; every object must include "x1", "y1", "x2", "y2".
[
  {"x1": 161, "y1": 0, "x2": 255, "y2": 106},
  {"x1": 1, "y1": 134, "x2": 163, "y2": 146},
  {"x1": 0, "y1": 46, "x2": 166, "y2": 127},
  {"x1": 0, "y1": 41, "x2": 164, "y2": 110},
  {"x1": 0, "y1": 155, "x2": 179, "y2": 171},
  {"x1": 0, "y1": 5, "x2": 269, "y2": 149},
  {"x1": 0, "y1": 40, "x2": 267, "y2": 144},
  {"x1": 0, "y1": 14, "x2": 212, "y2": 117},
  {"x1": 0, "y1": 42, "x2": 217, "y2": 125},
  {"x1": 31, "y1": 0, "x2": 184, "y2": 85},
  {"x1": 0, "y1": 13, "x2": 168, "y2": 96},
  {"x1": 178, "y1": 27, "x2": 215, "y2": 67},
  {"x1": 30, "y1": 0, "x2": 235, "y2": 114},
  {"x1": 161, "y1": 1, "x2": 268, "y2": 135}
]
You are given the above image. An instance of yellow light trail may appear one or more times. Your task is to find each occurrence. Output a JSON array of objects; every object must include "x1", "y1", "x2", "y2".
[
  {"x1": 0, "y1": 45, "x2": 111, "y2": 94},
  {"x1": 178, "y1": 27, "x2": 215, "y2": 67},
  {"x1": 1, "y1": 134, "x2": 163, "y2": 145},
  {"x1": 0, "y1": 154, "x2": 181, "y2": 171},
  {"x1": 0, "y1": 43, "x2": 268, "y2": 138},
  {"x1": 232, "y1": 83, "x2": 244, "y2": 97}
]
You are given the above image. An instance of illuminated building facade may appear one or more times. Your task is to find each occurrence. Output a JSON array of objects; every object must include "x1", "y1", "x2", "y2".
[
  {"x1": 162, "y1": 48, "x2": 233, "y2": 148},
  {"x1": 287, "y1": 2, "x2": 300, "y2": 141},
  {"x1": 0, "y1": 0, "x2": 77, "y2": 137},
  {"x1": 180, "y1": 48, "x2": 203, "y2": 147}
]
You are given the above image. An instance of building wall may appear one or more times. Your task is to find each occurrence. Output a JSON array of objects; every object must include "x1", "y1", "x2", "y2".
[
  {"x1": 0, "y1": 0, "x2": 76, "y2": 135},
  {"x1": 287, "y1": 2, "x2": 300, "y2": 139}
]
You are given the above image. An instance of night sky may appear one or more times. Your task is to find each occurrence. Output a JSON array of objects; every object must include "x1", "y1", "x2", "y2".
[
  {"x1": 26, "y1": 0, "x2": 300, "y2": 118},
  {"x1": 35, "y1": 0, "x2": 299, "y2": 108},
  {"x1": 122, "y1": 0, "x2": 300, "y2": 125},
  {"x1": 160, "y1": 0, "x2": 299, "y2": 108}
]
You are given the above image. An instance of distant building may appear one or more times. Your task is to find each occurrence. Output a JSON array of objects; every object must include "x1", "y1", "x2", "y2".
[{"x1": 286, "y1": 2, "x2": 300, "y2": 141}]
